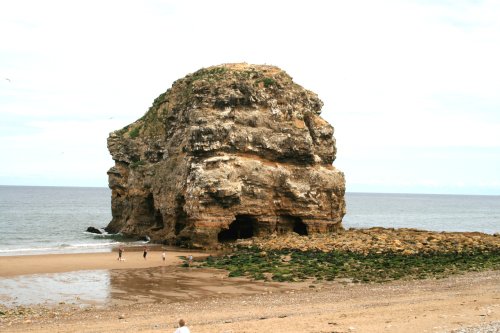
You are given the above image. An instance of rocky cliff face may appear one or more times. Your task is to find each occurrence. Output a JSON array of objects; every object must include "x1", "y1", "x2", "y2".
[{"x1": 105, "y1": 63, "x2": 346, "y2": 247}]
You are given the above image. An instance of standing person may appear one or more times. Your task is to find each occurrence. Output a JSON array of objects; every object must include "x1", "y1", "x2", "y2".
[
  {"x1": 162, "y1": 251, "x2": 166, "y2": 263},
  {"x1": 173, "y1": 319, "x2": 190, "y2": 333},
  {"x1": 117, "y1": 246, "x2": 124, "y2": 261},
  {"x1": 143, "y1": 246, "x2": 148, "y2": 260},
  {"x1": 188, "y1": 254, "x2": 193, "y2": 267}
]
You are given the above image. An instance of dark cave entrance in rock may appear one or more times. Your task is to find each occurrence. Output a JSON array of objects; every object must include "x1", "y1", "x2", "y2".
[
  {"x1": 146, "y1": 193, "x2": 164, "y2": 230},
  {"x1": 175, "y1": 220, "x2": 186, "y2": 235},
  {"x1": 278, "y1": 215, "x2": 308, "y2": 236},
  {"x1": 174, "y1": 195, "x2": 187, "y2": 235},
  {"x1": 153, "y1": 209, "x2": 164, "y2": 230},
  {"x1": 293, "y1": 217, "x2": 308, "y2": 236},
  {"x1": 217, "y1": 215, "x2": 256, "y2": 242}
]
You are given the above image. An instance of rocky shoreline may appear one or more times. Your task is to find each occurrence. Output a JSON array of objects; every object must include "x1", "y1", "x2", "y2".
[
  {"x1": 233, "y1": 227, "x2": 500, "y2": 254},
  {"x1": 202, "y1": 228, "x2": 499, "y2": 283}
]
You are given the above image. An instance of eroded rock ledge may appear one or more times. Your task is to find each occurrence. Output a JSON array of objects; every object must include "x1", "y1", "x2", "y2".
[{"x1": 105, "y1": 63, "x2": 346, "y2": 247}]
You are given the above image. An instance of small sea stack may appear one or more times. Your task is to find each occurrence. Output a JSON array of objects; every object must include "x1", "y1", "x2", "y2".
[{"x1": 105, "y1": 63, "x2": 346, "y2": 247}]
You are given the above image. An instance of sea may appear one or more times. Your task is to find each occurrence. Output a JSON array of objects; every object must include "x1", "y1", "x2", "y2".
[{"x1": 0, "y1": 185, "x2": 499, "y2": 256}]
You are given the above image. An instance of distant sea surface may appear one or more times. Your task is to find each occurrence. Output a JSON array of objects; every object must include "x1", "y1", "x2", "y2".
[
  {"x1": 0, "y1": 186, "x2": 498, "y2": 256},
  {"x1": 0, "y1": 186, "x2": 116, "y2": 256},
  {"x1": 343, "y1": 192, "x2": 499, "y2": 235}
]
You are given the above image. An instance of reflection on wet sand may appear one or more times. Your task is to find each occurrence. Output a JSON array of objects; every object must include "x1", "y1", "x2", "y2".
[
  {"x1": 109, "y1": 265, "x2": 293, "y2": 305},
  {"x1": 0, "y1": 270, "x2": 110, "y2": 307}
]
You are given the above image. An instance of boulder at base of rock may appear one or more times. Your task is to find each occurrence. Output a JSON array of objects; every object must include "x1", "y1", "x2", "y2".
[{"x1": 86, "y1": 227, "x2": 102, "y2": 234}]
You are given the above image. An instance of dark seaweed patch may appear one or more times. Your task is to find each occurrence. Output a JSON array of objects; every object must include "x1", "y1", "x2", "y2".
[{"x1": 201, "y1": 247, "x2": 500, "y2": 283}]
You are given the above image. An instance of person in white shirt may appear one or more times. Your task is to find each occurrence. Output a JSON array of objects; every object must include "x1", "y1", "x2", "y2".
[{"x1": 174, "y1": 319, "x2": 190, "y2": 333}]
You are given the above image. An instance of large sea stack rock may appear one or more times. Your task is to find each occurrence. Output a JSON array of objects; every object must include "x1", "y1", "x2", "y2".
[{"x1": 105, "y1": 63, "x2": 346, "y2": 247}]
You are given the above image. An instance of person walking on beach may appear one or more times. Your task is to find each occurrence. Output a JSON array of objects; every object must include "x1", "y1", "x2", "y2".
[
  {"x1": 117, "y1": 246, "x2": 124, "y2": 261},
  {"x1": 173, "y1": 319, "x2": 190, "y2": 333},
  {"x1": 162, "y1": 251, "x2": 166, "y2": 263},
  {"x1": 143, "y1": 246, "x2": 148, "y2": 260}
]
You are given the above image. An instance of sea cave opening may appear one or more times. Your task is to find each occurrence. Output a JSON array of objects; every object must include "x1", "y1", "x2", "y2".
[
  {"x1": 146, "y1": 193, "x2": 164, "y2": 230},
  {"x1": 292, "y1": 217, "x2": 308, "y2": 236},
  {"x1": 174, "y1": 195, "x2": 187, "y2": 235},
  {"x1": 278, "y1": 215, "x2": 308, "y2": 236},
  {"x1": 217, "y1": 215, "x2": 256, "y2": 242}
]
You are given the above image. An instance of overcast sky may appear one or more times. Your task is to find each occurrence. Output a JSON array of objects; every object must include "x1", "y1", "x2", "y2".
[{"x1": 1, "y1": 0, "x2": 499, "y2": 195}]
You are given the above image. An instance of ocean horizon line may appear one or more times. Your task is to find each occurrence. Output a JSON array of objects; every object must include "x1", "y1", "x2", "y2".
[{"x1": 1, "y1": 184, "x2": 499, "y2": 197}]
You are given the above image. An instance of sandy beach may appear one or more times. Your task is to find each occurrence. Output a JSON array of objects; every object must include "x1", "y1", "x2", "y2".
[
  {"x1": 0, "y1": 248, "x2": 206, "y2": 277},
  {"x1": 0, "y1": 249, "x2": 499, "y2": 333}
]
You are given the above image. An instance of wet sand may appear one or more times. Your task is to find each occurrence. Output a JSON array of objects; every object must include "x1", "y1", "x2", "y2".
[
  {"x1": 0, "y1": 249, "x2": 296, "y2": 308},
  {"x1": 0, "y1": 250, "x2": 499, "y2": 332},
  {"x1": 0, "y1": 247, "x2": 203, "y2": 277}
]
